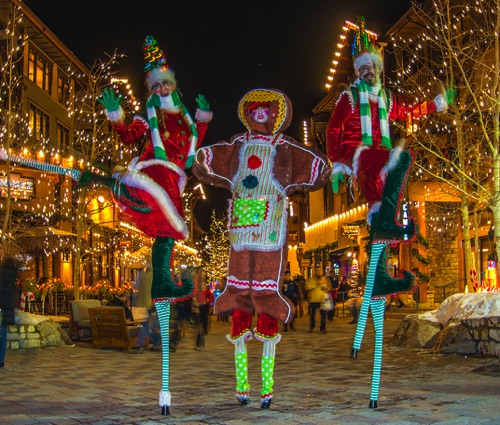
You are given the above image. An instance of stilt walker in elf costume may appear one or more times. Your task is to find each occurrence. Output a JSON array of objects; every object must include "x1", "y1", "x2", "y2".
[
  {"x1": 78, "y1": 36, "x2": 213, "y2": 415},
  {"x1": 326, "y1": 18, "x2": 455, "y2": 408},
  {"x1": 193, "y1": 89, "x2": 330, "y2": 409}
]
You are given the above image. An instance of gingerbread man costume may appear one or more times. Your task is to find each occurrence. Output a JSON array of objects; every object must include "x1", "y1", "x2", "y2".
[{"x1": 193, "y1": 88, "x2": 330, "y2": 408}]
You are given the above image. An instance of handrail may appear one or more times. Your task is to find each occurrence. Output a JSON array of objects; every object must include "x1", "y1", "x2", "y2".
[{"x1": 434, "y1": 278, "x2": 466, "y2": 302}]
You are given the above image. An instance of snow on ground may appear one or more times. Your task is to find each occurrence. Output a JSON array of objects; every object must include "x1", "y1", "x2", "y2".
[{"x1": 418, "y1": 292, "x2": 500, "y2": 325}]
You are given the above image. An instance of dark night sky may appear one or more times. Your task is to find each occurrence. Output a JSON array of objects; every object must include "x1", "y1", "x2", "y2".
[{"x1": 24, "y1": 0, "x2": 413, "y2": 229}]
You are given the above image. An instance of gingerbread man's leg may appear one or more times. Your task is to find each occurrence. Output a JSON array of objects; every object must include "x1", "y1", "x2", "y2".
[{"x1": 250, "y1": 248, "x2": 295, "y2": 323}]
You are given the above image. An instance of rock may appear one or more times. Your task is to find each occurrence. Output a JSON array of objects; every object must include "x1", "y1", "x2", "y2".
[
  {"x1": 392, "y1": 313, "x2": 442, "y2": 348},
  {"x1": 433, "y1": 320, "x2": 478, "y2": 355}
]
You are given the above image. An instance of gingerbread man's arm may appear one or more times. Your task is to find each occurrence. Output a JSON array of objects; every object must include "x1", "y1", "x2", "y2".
[
  {"x1": 192, "y1": 137, "x2": 242, "y2": 191},
  {"x1": 275, "y1": 137, "x2": 331, "y2": 195}
]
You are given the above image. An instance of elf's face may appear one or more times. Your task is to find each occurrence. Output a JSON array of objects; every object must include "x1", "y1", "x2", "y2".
[
  {"x1": 250, "y1": 106, "x2": 270, "y2": 123},
  {"x1": 151, "y1": 79, "x2": 175, "y2": 97},
  {"x1": 358, "y1": 62, "x2": 380, "y2": 86}
]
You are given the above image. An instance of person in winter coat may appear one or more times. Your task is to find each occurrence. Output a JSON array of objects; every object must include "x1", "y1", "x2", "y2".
[
  {"x1": 0, "y1": 247, "x2": 20, "y2": 367},
  {"x1": 306, "y1": 269, "x2": 332, "y2": 334}
]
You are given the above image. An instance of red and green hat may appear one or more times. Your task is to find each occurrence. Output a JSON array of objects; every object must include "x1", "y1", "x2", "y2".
[
  {"x1": 352, "y1": 17, "x2": 383, "y2": 72},
  {"x1": 143, "y1": 35, "x2": 176, "y2": 90}
]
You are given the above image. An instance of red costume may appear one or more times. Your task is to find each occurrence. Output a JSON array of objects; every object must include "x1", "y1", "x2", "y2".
[
  {"x1": 326, "y1": 86, "x2": 437, "y2": 205},
  {"x1": 111, "y1": 112, "x2": 208, "y2": 239}
]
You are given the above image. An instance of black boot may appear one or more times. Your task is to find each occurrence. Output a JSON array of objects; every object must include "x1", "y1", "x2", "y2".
[
  {"x1": 372, "y1": 150, "x2": 416, "y2": 242},
  {"x1": 151, "y1": 236, "x2": 194, "y2": 300}
]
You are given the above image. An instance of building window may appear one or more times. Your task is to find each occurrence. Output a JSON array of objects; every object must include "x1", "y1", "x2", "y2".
[
  {"x1": 57, "y1": 70, "x2": 71, "y2": 106},
  {"x1": 57, "y1": 122, "x2": 70, "y2": 156},
  {"x1": 28, "y1": 103, "x2": 50, "y2": 143},
  {"x1": 28, "y1": 46, "x2": 52, "y2": 93}
]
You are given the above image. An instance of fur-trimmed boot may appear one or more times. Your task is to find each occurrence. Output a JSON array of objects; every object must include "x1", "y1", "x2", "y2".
[
  {"x1": 372, "y1": 149, "x2": 416, "y2": 242},
  {"x1": 78, "y1": 170, "x2": 151, "y2": 213}
]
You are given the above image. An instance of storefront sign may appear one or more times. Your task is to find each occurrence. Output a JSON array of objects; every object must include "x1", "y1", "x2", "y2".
[
  {"x1": 0, "y1": 174, "x2": 35, "y2": 200},
  {"x1": 342, "y1": 225, "x2": 359, "y2": 236}
]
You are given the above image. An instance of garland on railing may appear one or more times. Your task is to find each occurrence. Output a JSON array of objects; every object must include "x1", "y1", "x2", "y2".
[
  {"x1": 417, "y1": 232, "x2": 429, "y2": 248},
  {"x1": 411, "y1": 248, "x2": 431, "y2": 265}
]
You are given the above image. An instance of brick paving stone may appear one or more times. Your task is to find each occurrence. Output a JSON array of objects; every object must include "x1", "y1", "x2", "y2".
[{"x1": 0, "y1": 315, "x2": 499, "y2": 424}]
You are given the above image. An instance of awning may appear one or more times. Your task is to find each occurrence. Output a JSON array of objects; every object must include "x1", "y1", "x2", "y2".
[
  {"x1": 330, "y1": 245, "x2": 358, "y2": 255},
  {"x1": 16, "y1": 226, "x2": 78, "y2": 252}
]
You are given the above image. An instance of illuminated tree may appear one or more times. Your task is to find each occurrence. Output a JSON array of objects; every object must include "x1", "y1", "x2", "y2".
[
  {"x1": 0, "y1": 1, "x2": 31, "y2": 252},
  {"x1": 388, "y1": 0, "x2": 500, "y2": 291},
  {"x1": 68, "y1": 51, "x2": 141, "y2": 299},
  {"x1": 203, "y1": 210, "x2": 229, "y2": 282}
]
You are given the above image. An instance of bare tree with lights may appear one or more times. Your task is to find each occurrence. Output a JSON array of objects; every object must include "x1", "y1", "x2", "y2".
[
  {"x1": 0, "y1": 1, "x2": 32, "y2": 253},
  {"x1": 69, "y1": 51, "x2": 138, "y2": 299},
  {"x1": 389, "y1": 0, "x2": 500, "y2": 292}
]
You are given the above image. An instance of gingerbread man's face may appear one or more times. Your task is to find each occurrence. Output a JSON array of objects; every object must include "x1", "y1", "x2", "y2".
[
  {"x1": 250, "y1": 106, "x2": 270, "y2": 123},
  {"x1": 238, "y1": 89, "x2": 292, "y2": 136}
]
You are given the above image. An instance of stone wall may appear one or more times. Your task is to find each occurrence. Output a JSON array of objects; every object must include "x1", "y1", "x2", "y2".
[
  {"x1": 425, "y1": 202, "x2": 460, "y2": 303},
  {"x1": 434, "y1": 317, "x2": 500, "y2": 357},
  {"x1": 6, "y1": 320, "x2": 66, "y2": 350},
  {"x1": 393, "y1": 314, "x2": 500, "y2": 358}
]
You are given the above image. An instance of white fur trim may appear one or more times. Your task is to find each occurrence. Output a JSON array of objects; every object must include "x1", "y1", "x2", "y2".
[
  {"x1": 434, "y1": 93, "x2": 448, "y2": 113},
  {"x1": 367, "y1": 202, "x2": 381, "y2": 226},
  {"x1": 253, "y1": 331, "x2": 282, "y2": 344},
  {"x1": 159, "y1": 390, "x2": 171, "y2": 407},
  {"x1": 331, "y1": 162, "x2": 352, "y2": 176},
  {"x1": 352, "y1": 145, "x2": 370, "y2": 177},
  {"x1": 146, "y1": 68, "x2": 176, "y2": 90},
  {"x1": 119, "y1": 160, "x2": 188, "y2": 238},
  {"x1": 195, "y1": 109, "x2": 213, "y2": 123},
  {"x1": 380, "y1": 146, "x2": 403, "y2": 184},
  {"x1": 354, "y1": 52, "x2": 383, "y2": 72},
  {"x1": 105, "y1": 107, "x2": 124, "y2": 122}
]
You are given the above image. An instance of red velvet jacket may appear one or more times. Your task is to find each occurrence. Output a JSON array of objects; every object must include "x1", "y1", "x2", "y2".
[
  {"x1": 114, "y1": 111, "x2": 208, "y2": 168},
  {"x1": 326, "y1": 87, "x2": 437, "y2": 169}
]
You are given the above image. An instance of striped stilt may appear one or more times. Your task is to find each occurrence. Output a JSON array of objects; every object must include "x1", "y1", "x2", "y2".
[
  {"x1": 369, "y1": 297, "x2": 386, "y2": 408},
  {"x1": 155, "y1": 300, "x2": 172, "y2": 415},
  {"x1": 352, "y1": 242, "x2": 386, "y2": 355}
]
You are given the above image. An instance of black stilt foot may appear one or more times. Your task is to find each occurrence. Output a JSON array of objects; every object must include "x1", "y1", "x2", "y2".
[
  {"x1": 161, "y1": 405, "x2": 170, "y2": 415},
  {"x1": 369, "y1": 400, "x2": 378, "y2": 409},
  {"x1": 261, "y1": 399, "x2": 272, "y2": 409},
  {"x1": 351, "y1": 348, "x2": 358, "y2": 359}
]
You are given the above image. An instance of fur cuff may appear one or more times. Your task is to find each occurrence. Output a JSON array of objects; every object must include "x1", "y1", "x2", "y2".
[
  {"x1": 195, "y1": 109, "x2": 213, "y2": 123},
  {"x1": 253, "y1": 329, "x2": 282, "y2": 344},
  {"x1": 380, "y1": 146, "x2": 403, "y2": 184},
  {"x1": 159, "y1": 390, "x2": 171, "y2": 407},
  {"x1": 367, "y1": 202, "x2": 381, "y2": 226},
  {"x1": 434, "y1": 94, "x2": 448, "y2": 113},
  {"x1": 226, "y1": 329, "x2": 253, "y2": 344},
  {"x1": 106, "y1": 107, "x2": 124, "y2": 123},
  {"x1": 352, "y1": 145, "x2": 369, "y2": 177},
  {"x1": 332, "y1": 162, "x2": 352, "y2": 176}
]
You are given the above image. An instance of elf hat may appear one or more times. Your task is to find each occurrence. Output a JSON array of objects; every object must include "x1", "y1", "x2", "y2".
[
  {"x1": 352, "y1": 17, "x2": 383, "y2": 72},
  {"x1": 143, "y1": 35, "x2": 176, "y2": 90}
]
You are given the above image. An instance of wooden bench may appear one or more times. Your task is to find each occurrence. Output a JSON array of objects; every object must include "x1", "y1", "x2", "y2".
[{"x1": 88, "y1": 306, "x2": 149, "y2": 350}]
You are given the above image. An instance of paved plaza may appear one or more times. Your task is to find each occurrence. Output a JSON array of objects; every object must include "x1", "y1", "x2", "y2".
[{"x1": 1, "y1": 314, "x2": 499, "y2": 424}]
